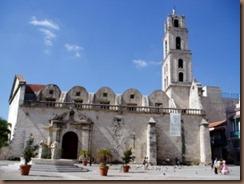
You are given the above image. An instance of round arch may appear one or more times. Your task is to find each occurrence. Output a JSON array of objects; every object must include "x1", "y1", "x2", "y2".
[{"x1": 61, "y1": 131, "x2": 78, "y2": 159}]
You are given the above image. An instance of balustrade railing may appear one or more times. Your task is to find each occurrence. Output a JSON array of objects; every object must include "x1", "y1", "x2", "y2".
[{"x1": 23, "y1": 100, "x2": 205, "y2": 116}]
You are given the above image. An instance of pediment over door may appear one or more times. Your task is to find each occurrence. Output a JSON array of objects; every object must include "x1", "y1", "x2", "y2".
[{"x1": 49, "y1": 109, "x2": 93, "y2": 127}]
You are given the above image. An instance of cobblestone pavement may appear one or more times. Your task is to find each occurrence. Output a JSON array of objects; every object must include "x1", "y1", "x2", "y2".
[{"x1": 0, "y1": 161, "x2": 240, "y2": 180}]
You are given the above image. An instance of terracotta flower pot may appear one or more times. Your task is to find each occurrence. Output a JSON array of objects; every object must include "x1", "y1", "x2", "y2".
[
  {"x1": 123, "y1": 165, "x2": 130, "y2": 173},
  {"x1": 20, "y1": 165, "x2": 31, "y2": 175},
  {"x1": 99, "y1": 166, "x2": 109, "y2": 176},
  {"x1": 83, "y1": 160, "x2": 88, "y2": 166}
]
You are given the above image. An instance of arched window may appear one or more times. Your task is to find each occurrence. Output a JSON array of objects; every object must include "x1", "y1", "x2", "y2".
[
  {"x1": 178, "y1": 59, "x2": 183, "y2": 68},
  {"x1": 165, "y1": 40, "x2": 167, "y2": 54},
  {"x1": 176, "y1": 37, "x2": 181, "y2": 49},
  {"x1": 179, "y1": 72, "x2": 184, "y2": 82},
  {"x1": 174, "y1": 19, "x2": 179, "y2": 27}
]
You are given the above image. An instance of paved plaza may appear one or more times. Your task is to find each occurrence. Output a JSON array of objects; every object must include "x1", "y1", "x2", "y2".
[{"x1": 0, "y1": 161, "x2": 240, "y2": 180}]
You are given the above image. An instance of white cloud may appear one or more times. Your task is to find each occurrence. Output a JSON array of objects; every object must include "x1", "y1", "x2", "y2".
[
  {"x1": 30, "y1": 16, "x2": 59, "y2": 47},
  {"x1": 132, "y1": 59, "x2": 148, "y2": 68},
  {"x1": 39, "y1": 28, "x2": 56, "y2": 46},
  {"x1": 132, "y1": 59, "x2": 161, "y2": 69},
  {"x1": 30, "y1": 17, "x2": 59, "y2": 30},
  {"x1": 64, "y1": 43, "x2": 84, "y2": 58}
]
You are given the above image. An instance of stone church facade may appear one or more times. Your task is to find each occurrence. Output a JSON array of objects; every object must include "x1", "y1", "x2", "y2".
[{"x1": 7, "y1": 10, "x2": 235, "y2": 165}]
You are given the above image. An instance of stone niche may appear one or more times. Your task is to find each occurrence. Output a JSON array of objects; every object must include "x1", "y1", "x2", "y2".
[
  {"x1": 93, "y1": 87, "x2": 116, "y2": 105},
  {"x1": 65, "y1": 86, "x2": 89, "y2": 104},
  {"x1": 38, "y1": 84, "x2": 61, "y2": 101},
  {"x1": 121, "y1": 88, "x2": 143, "y2": 106}
]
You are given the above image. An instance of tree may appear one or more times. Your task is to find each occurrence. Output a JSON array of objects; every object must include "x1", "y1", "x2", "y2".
[{"x1": 0, "y1": 117, "x2": 11, "y2": 149}]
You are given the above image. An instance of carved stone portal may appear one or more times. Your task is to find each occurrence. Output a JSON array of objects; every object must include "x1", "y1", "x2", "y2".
[{"x1": 47, "y1": 109, "x2": 93, "y2": 160}]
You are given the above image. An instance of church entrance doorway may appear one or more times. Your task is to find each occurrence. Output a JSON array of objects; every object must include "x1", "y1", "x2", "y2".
[{"x1": 61, "y1": 131, "x2": 78, "y2": 159}]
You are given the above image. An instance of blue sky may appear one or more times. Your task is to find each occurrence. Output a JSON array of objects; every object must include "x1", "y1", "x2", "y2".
[{"x1": 0, "y1": 0, "x2": 240, "y2": 119}]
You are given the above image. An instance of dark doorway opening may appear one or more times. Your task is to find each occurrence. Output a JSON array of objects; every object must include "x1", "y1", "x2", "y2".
[{"x1": 62, "y1": 131, "x2": 78, "y2": 159}]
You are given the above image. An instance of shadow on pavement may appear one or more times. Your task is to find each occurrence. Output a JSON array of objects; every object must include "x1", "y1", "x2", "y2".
[
  {"x1": 29, "y1": 174, "x2": 62, "y2": 178},
  {"x1": 106, "y1": 175, "x2": 130, "y2": 177},
  {"x1": 129, "y1": 171, "x2": 146, "y2": 173}
]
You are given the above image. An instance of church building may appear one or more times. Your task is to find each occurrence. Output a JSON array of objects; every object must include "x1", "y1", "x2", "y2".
[{"x1": 7, "y1": 10, "x2": 234, "y2": 165}]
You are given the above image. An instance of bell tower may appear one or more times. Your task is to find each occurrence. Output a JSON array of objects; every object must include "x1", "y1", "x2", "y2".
[{"x1": 162, "y1": 9, "x2": 193, "y2": 108}]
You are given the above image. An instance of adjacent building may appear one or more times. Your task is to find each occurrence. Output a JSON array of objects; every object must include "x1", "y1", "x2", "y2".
[{"x1": 209, "y1": 100, "x2": 240, "y2": 165}]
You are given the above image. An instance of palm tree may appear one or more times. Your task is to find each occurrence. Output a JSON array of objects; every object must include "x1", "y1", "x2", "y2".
[{"x1": 0, "y1": 117, "x2": 11, "y2": 149}]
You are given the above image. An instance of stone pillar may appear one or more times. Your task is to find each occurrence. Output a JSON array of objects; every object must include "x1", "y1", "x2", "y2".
[
  {"x1": 51, "y1": 141, "x2": 59, "y2": 159},
  {"x1": 200, "y1": 119, "x2": 212, "y2": 164},
  {"x1": 82, "y1": 127, "x2": 89, "y2": 151},
  {"x1": 147, "y1": 117, "x2": 157, "y2": 165},
  {"x1": 48, "y1": 123, "x2": 62, "y2": 159},
  {"x1": 38, "y1": 141, "x2": 44, "y2": 159}
]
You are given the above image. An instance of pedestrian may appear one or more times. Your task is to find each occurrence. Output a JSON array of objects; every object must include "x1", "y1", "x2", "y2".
[
  {"x1": 143, "y1": 157, "x2": 147, "y2": 165},
  {"x1": 211, "y1": 158, "x2": 217, "y2": 169},
  {"x1": 213, "y1": 158, "x2": 218, "y2": 174},
  {"x1": 218, "y1": 160, "x2": 223, "y2": 174},
  {"x1": 221, "y1": 160, "x2": 230, "y2": 175},
  {"x1": 175, "y1": 157, "x2": 180, "y2": 166},
  {"x1": 143, "y1": 157, "x2": 149, "y2": 170}
]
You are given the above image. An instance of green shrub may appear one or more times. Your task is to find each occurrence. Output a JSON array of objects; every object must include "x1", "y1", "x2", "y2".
[
  {"x1": 122, "y1": 148, "x2": 135, "y2": 165},
  {"x1": 42, "y1": 146, "x2": 51, "y2": 159},
  {"x1": 97, "y1": 148, "x2": 112, "y2": 166},
  {"x1": 80, "y1": 149, "x2": 89, "y2": 159},
  {"x1": 23, "y1": 134, "x2": 39, "y2": 165}
]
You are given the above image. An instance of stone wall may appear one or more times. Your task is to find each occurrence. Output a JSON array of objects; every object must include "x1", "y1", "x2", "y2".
[
  {"x1": 202, "y1": 86, "x2": 226, "y2": 122},
  {"x1": 166, "y1": 85, "x2": 191, "y2": 109},
  {"x1": 9, "y1": 105, "x2": 207, "y2": 164}
]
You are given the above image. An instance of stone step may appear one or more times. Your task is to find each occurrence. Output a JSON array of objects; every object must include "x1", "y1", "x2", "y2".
[
  {"x1": 31, "y1": 158, "x2": 77, "y2": 166},
  {"x1": 31, "y1": 164, "x2": 89, "y2": 172}
]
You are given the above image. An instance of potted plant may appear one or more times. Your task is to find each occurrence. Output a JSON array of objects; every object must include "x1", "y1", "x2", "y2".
[
  {"x1": 97, "y1": 148, "x2": 112, "y2": 176},
  {"x1": 79, "y1": 149, "x2": 89, "y2": 166},
  {"x1": 20, "y1": 134, "x2": 39, "y2": 175},
  {"x1": 122, "y1": 148, "x2": 135, "y2": 173}
]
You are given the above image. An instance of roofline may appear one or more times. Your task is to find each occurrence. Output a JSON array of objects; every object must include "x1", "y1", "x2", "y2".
[{"x1": 8, "y1": 75, "x2": 26, "y2": 104}]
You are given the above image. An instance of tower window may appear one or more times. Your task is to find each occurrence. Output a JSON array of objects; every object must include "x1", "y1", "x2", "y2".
[
  {"x1": 178, "y1": 59, "x2": 183, "y2": 68},
  {"x1": 179, "y1": 72, "x2": 184, "y2": 82},
  {"x1": 165, "y1": 40, "x2": 167, "y2": 55},
  {"x1": 176, "y1": 37, "x2": 181, "y2": 49},
  {"x1": 130, "y1": 94, "x2": 135, "y2": 99},
  {"x1": 174, "y1": 19, "x2": 179, "y2": 27}
]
